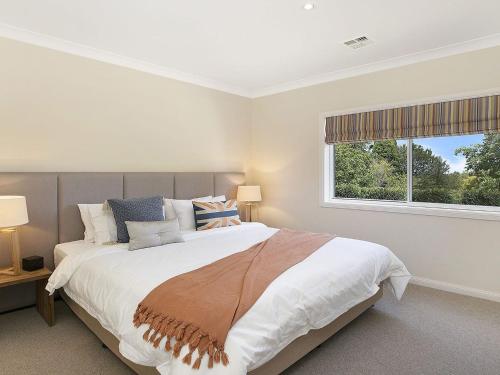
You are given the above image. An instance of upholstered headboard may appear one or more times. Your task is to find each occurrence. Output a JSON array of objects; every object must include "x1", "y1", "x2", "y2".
[{"x1": 0, "y1": 172, "x2": 244, "y2": 312}]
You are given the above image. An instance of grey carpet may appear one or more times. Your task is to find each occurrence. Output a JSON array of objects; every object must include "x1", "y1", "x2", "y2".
[{"x1": 0, "y1": 285, "x2": 499, "y2": 375}]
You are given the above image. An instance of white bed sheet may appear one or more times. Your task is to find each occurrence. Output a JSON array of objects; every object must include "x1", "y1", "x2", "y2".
[
  {"x1": 54, "y1": 240, "x2": 93, "y2": 267},
  {"x1": 53, "y1": 228, "x2": 231, "y2": 266},
  {"x1": 47, "y1": 223, "x2": 411, "y2": 375}
]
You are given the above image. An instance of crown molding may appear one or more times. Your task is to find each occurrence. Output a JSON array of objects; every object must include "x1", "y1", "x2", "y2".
[
  {"x1": 251, "y1": 33, "x2": 500, "y2": 98},
  {"x1": 0, "y1": 23, "x2": 251, "y2": 98},
  {"x1": 1, "y1": 22, "x2": 499, "y2": 99}
]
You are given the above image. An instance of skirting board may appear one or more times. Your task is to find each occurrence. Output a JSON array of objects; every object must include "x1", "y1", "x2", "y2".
[{"x1": 410, "y1": 277, "x2": 500, "y2": 303}]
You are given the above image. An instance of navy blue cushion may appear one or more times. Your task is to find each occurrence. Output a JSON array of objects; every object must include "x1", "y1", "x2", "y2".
[
  {"x1": 192, "y1": 200, "x2": 241, "y2": 231},
  {"x1": 107, "y1": 196, "x2": 164, "y2": 243}
]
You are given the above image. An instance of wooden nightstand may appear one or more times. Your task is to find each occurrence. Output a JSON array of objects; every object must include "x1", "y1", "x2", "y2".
[{"x1": 0, "y1": 268, "x2": 54, "y2": 326}]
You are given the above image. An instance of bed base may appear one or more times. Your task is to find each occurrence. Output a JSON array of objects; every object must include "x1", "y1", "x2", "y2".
[{"x1": 60, "y1": 284, "x2": 383, "y2": 375}]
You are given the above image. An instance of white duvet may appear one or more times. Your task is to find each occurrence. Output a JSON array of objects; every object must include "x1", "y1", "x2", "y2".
[{"x1": 47, "y1": 223, "x2": 411, "y2": 375}]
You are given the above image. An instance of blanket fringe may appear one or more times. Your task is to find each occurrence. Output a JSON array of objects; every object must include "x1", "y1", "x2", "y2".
[
  {"x1": 192, "y1": 356, "x2": 202, "y2": 370},
  {"x1": 133, "y1": 304, "x2": 229, "y2": 370}
]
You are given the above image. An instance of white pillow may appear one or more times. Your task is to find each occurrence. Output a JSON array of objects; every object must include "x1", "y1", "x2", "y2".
[
  {"x1": 213, "y1": 195, "x2": 226, "y2": 202},
  {"x1": 170, "y1": 196, "x2": 213, "y2": 231},
  {"x1": 164, "y1": 196, "x2": 212, "y2": 220},
  {"x1": 163, "y1": 198, "x2": 177, "y2": 221},
  {"x1": 78, "y1": 204, "x2": 95, "y2": 243},
  {"x1": 88, "y1": 204, "x2": 118, "y2": 245}
]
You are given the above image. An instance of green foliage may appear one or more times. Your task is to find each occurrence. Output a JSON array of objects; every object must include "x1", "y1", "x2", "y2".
[
  {"x1": 455, "y1": 134, "x2": 500, "y2": 205},
  {"x1": 412, "y1": 188, "x2": 454, "y2": 204},
  {"x1": 456, "y1": 134, "x2": 500, "y2": 180},
  {"x1": 462, "y1": 189, "x2": 500, "y2": 206},
  {"x1": 334, "y1": 143, "x2": 374, "y2": 187},
  {"x1": 336, "y1": 184, "x2": 405, "y2": 201},
  {"x1": 334, "y1": 133, "x2": 500, "y2": 207},
  {"x1": 371, "y1": 140, "x2": 407, "y2": 175},
  {"x1": 460, "y1": 175, "x2": 500, "y2": 206},
  {"x1": 335, "y1": 140, "x2": 407, "y2": 201},
  {"x1": 412, "y1": 144, "x2": 450, "y2": 189}
]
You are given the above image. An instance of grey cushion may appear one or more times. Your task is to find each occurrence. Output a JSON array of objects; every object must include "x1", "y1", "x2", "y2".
[
  {"x1": 107, "y1": 196, "x2": 164, "y2": 243},
  {"x1": 125, "y1": 220, "x2": 184, "y2": 251}
]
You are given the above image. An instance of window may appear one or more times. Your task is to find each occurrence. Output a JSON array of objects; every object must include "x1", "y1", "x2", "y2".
[
  {"x1": 322, "y1": 94, "x2": 500, "y2": 218},
  {"x1": 326, "y1": 133, "x2": 500, "y2": 210},
  {"x1": 412, "y1": 134, "x2": 500, "y2": 206},
  {"x1": 334, "y1": 140, "x2": 407, "y2": 201}
]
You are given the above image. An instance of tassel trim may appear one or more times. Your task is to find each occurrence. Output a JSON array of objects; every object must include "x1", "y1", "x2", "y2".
[{"x1": 134, "y1": 304, "x2": 229, "y2": 370}]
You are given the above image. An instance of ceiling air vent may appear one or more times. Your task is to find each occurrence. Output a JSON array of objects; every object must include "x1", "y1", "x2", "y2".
[{"x1": 343, "y1": 36, "x2": 373, "y2": 49}]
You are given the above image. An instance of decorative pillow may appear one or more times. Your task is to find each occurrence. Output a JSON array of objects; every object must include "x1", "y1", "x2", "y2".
[
  {"x1": 78, "y1": 204, "x2": 96, "y2": 243},
  {"x1": 192, "y1": 200, "x2": 241, "y2": 231},
  {"x1": 170, "y1": 196, "x2": 213, "y2": 231},
  {"x1": 107, "y1": 196, "x2": 164, "y2": 243},
  {"x1": 212, "y1": 195, "x2": 226, "y2": 202},
  {"x1": 126, "y1": 220, "x2": 184, "y2": 251},
  {"x1": 87, "y1": 204, "x2": 118, "y2": 245}
]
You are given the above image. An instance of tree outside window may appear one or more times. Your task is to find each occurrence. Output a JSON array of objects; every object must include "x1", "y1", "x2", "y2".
[{"x1": 333, "y1": 133, "x2": 500, "y2": 207}]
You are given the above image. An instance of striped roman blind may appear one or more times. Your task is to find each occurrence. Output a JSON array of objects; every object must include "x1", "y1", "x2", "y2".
[{"x1": 325, "y1": 95, "x2": 500, "y2": 144}]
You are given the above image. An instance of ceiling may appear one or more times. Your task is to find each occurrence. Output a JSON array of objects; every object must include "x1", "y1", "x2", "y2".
[{"x1": 1, "y1": 0, "x2": 500, "y2": 97}]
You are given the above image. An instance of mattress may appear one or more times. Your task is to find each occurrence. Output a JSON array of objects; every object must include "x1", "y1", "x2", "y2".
[{"x1": 48, "y1": 223, "x2": 411, "y2": 375}]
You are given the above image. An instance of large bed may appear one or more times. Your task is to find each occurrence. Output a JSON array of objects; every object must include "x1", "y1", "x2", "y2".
[
  {"x1": 48, "y1": 223, "x2": 410, "y2": 375},
  {"x1": 0, "y1": 172, "x2": 410, "y2": 375}
]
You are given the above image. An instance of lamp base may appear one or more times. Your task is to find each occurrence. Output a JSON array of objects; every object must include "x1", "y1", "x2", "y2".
[
  {"x1": 0, "y1": 267, "x2": 18, "y2": 276},
  {"x1": 244, "y1": 203, "x2": 258, "y2": 222},
  {"x1": 0, "y1": 227, "x2": 22, "y2": 276}
]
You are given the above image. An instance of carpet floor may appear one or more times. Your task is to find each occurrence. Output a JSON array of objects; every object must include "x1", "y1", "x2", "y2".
[{"x1": 0, "y1": 284, "x2": 499, "y2": 375}]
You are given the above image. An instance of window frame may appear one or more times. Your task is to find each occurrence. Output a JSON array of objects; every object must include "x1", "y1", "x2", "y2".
[{"x1": 319, "y1": 91, "x2": 500, "y2": 222}]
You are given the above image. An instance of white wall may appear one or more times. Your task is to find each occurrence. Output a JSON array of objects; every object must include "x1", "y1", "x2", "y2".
[
  {"x1": 250, "y1": 46, "x2": 500, "y2": 300},
  {"x1": 2, "y1": 34, "x2": 499, "y2": 300},
  {"x1": 0, "y1": 37, "x2": 252, "y2": 172}
]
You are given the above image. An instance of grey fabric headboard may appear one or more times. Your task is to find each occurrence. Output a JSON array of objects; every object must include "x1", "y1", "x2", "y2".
[{"x1": 0, "y1": 172, "x2": 244, "y2": 312}]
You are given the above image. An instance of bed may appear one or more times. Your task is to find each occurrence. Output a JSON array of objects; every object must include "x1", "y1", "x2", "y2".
[
  {"x1": 48, "y1": 222, "x2": 410, "y2": 375},
  {"x1": 0, "y1": 172, "x2": 410, "y2": 375}
]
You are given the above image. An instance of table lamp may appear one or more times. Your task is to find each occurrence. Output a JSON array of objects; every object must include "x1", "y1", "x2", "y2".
[
  {"x1": 237, "y1": 186, "x2": 262, "y2": 222},
  {"x1": 0, "y1": 196, "x2": 29, "y2": 276}
]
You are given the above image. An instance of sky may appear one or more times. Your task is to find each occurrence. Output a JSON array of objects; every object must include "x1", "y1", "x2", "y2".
[{"x1": 415, "y1": 134, "x2": 484, "y2": 173}]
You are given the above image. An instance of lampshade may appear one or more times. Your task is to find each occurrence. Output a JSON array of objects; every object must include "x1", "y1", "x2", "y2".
[
  {"x1": 237, "y1": 186, "x2": 262, "y2": 202},
  {"x1": 0, "y1": 196, "x2": 29, "y2": 228}
]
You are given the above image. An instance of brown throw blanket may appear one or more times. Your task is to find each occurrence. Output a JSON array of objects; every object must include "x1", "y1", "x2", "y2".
[{"x1": 133, "y1": 228, "x2": 334, "y2": 370}]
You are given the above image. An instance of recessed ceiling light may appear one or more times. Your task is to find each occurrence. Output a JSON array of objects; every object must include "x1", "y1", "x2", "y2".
[{"x1": 303, "y1": 3, "x2": 315, "y2": 11}]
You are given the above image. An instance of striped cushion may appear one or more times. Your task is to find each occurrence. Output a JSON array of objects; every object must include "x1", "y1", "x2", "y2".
[{"x1": 192, "y1": 200, "x2": 241, "y2": 231}]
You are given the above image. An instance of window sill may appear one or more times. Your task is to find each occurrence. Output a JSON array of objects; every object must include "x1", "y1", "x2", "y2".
[{"x1": 321, "y1": 199, "x2": 500, "y2": 221}]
